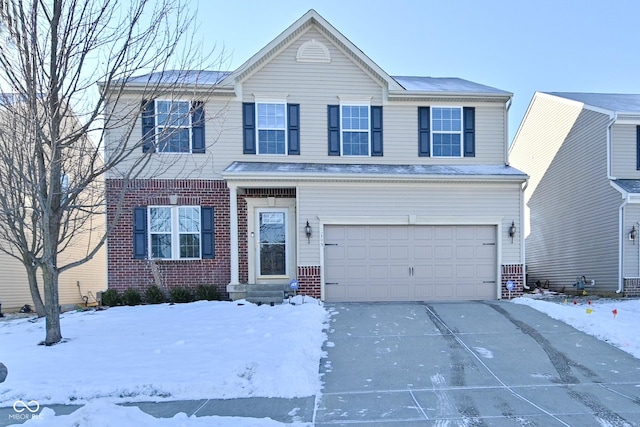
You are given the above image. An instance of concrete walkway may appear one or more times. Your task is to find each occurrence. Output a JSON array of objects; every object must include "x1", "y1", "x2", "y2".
[{"x1": 315, "y1": 301, "x2": 640, "y2": 426}]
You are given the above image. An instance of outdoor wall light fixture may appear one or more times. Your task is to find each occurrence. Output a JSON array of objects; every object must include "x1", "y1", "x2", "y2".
[
  {"x1": 630, "y1": 225, "x2": 637, "y2": 244},
  {"x1": 305, "y1": 220, "x2": 312, "y2": 243},
  {"x1": 509, "y1": 221, "x2": 517, "y2": 243}
]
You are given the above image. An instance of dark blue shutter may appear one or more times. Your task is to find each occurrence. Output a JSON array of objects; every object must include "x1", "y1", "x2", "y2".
[
  {"x1": 141, "y1": 100, "x2": 155, "y2": 153},
  {"x1": 288, "y1": 104, "x2": 300, "y2": 155},
  {"x1": 463, "y1": 107, "x2": 475, "y2": 157},
  {"x1": 636, "y1": 126, "x2": 640, "y2": 170},
  {"x1": 371, "y1": 106, "x2": 383, "y2": 156},
  {"x1": 242, "y1": 103, "x2": 256, "y2": 154},
  {"x1": 328, "y1": 105, "x2": 340, "y2": 156},
  {"x1": 133, "y1": 207, "x2": 147, "y2": 259},
  {"x1": 191, "y1": 101, "x2": 205, "y2": 154},
  {"x1": 201, "y1": 207, "x2": 214, "y2": 259},
  {"x1": 418, "y1": 107, "x2": 430, "y2": 156}
]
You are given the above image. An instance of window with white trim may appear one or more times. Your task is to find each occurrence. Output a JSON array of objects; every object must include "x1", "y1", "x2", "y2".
[
  {"x1": 156, "y1": 100, "x2": 191, "y2": 153},
  {"x1": 257, "y1": 102, "x2": 286, "y2": 154},
  {"x1": 148, "y1": 206, "x2": 201, "y2": 259},
  {"x1": 341, "y1": 105, "x2": 370, "y2": 156},
  {"x1": 432, "y1": 107, "x2": 462, "y2": 157}
]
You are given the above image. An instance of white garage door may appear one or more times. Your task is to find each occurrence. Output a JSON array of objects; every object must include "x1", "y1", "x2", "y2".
[{"x1": 324, "y1": 225, "x2": 497, "y2": 302}]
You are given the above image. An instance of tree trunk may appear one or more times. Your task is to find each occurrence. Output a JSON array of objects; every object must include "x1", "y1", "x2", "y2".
[
  {"x1": 26, "y1": 265, "x2": 45, "y2": 317},
  {"x1": 42, "y1": 267, "x2": 62, "y2": 345}
]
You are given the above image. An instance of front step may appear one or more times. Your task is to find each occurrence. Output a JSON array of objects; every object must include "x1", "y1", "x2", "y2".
[{"x1": 245, "y1": 284, "x2": 287, "y2": 305}]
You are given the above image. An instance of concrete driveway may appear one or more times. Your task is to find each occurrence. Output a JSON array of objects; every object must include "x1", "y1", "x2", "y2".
[{"x1": 315, "y1": 301, "x2": 640, "y2": 426}]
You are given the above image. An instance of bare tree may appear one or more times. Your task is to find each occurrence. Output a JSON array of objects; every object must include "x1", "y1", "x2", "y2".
[{"x1": 0, "y1": 0, "x2": 222, "y2": 344}]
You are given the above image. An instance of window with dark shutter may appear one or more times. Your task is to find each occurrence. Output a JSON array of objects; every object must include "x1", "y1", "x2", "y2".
[
  {"x1": 201, "y1": 207, "x2": 215, "y2": 259},
  {"x1": 418, "y1": 107, "x2": 430, "y2": 157},
  {"x1": 327, "y1": 105, "x2": 340, "y2": 156},
  {"x1": 463, "y1": 107, "x2": 475, "y2": 157},
  {"x1": 133, "y1": 207, "x2": 147, "y2": 259},
  {"x1": 141, "y1": 100, "x2": 155, "y2": 153},
  {"x1": 191, "y1": 101, "x2": 205, "y2": 154},
  {"x1": 242, "y1": 102, "x2": 256, "y2": 154},
  {"x1": 288, "y1": 104, "x2": 300, "y2": 155},
  {"x1": 371, "y1": 106, "x2": 383, "y2": 156}
]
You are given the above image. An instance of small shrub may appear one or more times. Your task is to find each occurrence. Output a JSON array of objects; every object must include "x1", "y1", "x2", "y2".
[
  {"x1": 195, "y1": 284, "x2": 222, "y2": 301},
  {"x1": 169, "y1": 287, "x2": 194, "y2": 303},
  {"x1": 121, "y1": 288, "x2": 142, "y2": 306},
  {"x1": 144, "y1": 285, "x2": 166, "y2": 304},
  {"x1": 101, "y1": 289, "x2": 121, "y2": 307}
]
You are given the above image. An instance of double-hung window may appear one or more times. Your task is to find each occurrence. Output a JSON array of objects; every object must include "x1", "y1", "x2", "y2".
[
  {"x1": 341, "y1": 105, "x2": 370, "y2": 156},
  {"x1": 141, "y1": 99, "x2": 205, "y2": 154},
  {"x1": 155, "y1": 100, "x2": 191, "y2": 153},
  {"x1": 257, "y1": 102, "x2": 287, "y2": 154},
  {"x1": 149, "y1": 206, "x2": 201, "y2": 259},
  {"x1": 432, "y1": 107, "x2": 462, "y2": 157}
]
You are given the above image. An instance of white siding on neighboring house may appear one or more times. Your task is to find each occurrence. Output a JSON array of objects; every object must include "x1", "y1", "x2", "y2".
[{"x1": 512, "y1": 97, "x2": 619, "y2": 291}]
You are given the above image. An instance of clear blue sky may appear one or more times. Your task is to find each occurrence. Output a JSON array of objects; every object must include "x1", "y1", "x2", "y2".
[{"x1": 194, "y1": 0, "x2": 640, "y2": 143}]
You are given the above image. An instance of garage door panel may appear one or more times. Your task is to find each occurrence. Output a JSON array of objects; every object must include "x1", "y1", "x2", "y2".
[{"x1": 324, "y1": 225, "x2": 497, "y2": 302}]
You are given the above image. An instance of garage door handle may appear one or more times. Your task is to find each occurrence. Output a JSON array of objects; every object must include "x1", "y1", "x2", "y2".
[
  {"x1": 483, "y1": 243, "x2": 496, "y2": 246},
  {"x1": 483, "y1": 280, "x2": 496, "y2": 283},
  {"x1": 325, "y1": 243, "x2": 338, "y2": 246},
  {"x1": 326, "y1": 282, "x2": 339, "y2": 285}
]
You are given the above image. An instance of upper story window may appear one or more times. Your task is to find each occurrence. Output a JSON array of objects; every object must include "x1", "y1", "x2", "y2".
[
  {"x1": 418, "y1": 106, "x2": 475, "y2": 158},
  {"x1": 156, "y1": 100, "x2": 191, "y2": 153},
  {"x1": 148, "y1": 205, "x2": 201, "y2": 259},
  {"x1": 432, "y1": 107, "x2": 462, "y2": 157},
  {"x1": 328, "y1": 104, "x2": 383, "y2": 157},
  {"x1": 257, "y1": 102, "x2": 287, "y2": 154},
  {"x1": 141, "y1": 99, "x2": 205, "y2": 154},
  {"x1": 243, "y1": 102, "x2": 300, "y2": 155},
  {"x1": 341, "y1": 105, "x2": 370, "y2": 156}
]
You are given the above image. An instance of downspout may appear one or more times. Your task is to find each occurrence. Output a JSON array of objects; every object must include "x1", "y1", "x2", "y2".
[
  {"x1": 521, "y1": 179, "x2": 530, "y2": 290},
  {"x1": 618, "y1": 198, "x2": 628, "y2": 294}
]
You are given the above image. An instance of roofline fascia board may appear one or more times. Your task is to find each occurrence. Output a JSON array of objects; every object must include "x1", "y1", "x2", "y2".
[
  {"x1": 609, "y1": 180, "x2": 640, "y2": 202},
  {"x1": 388, "y1": 91, "x2": 512, "y2": 101}
]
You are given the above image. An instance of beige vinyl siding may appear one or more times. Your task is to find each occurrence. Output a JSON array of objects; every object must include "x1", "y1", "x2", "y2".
[
  {"x1": 296, "y1": 181, "x2": 522, "y2": 266},
  {"x1": 519, "y1": 106, "x2": 619, "y2": 291},
  {"x1": 0, "y1": 240, "x2": 105, "y2": 313},
  {"x1": 611, "y1": 123, "x2": 640, "y2": 179},
  {"x1": 108, "y1": 27, "x2": 509, "y2": 180}
]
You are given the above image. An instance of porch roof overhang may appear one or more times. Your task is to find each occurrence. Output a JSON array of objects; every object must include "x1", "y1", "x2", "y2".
[
  {"x1": 222, "y1": 161, "x2": 528, "y2": 184},
  {"x1": 611, "y1": 179, "x2": 640, "y2": 203}
]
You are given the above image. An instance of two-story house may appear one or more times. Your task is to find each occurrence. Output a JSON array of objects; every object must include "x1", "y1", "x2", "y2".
[
  {"x1": 104, "y1": 10, "x2": 527, "y2": 302},
  {"x1": 510, "y1": 92, "x2": 640, "y2": 296}
]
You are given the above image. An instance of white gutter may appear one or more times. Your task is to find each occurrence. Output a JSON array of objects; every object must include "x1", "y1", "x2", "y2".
[
  {"x1": 607, "y1": 113, "x2": 617, "y2": 180},
  {"x1": 618, "y1": 198, "x2": 628, "y2": 294}
]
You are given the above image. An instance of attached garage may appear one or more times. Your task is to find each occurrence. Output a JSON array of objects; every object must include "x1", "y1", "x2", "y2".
[{"x1": 324, "y1": 225, "x2": 497, "y2": 302}]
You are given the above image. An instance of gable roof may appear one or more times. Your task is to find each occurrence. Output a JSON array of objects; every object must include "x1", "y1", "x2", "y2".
[
  {"x1": 546, "y1": 92, "x2": 640, "y2": 114},
  {"x1": 393, "y1": 76, "x2": 511, "y2": 96}
]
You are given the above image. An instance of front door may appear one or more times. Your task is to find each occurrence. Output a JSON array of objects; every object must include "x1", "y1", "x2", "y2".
[{"x1": 256, "y1": 209, "x2": 288, "y2": 278}]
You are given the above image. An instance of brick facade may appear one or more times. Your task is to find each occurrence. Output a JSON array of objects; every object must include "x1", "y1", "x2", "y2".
[
  {"x1": 297, "y1": 266, "x2": 322, "y2": 298},
  {"x1": 106, "y1": 179, "x2": 231, "y2": 297},
  {"x1": 502, "y1": 264, "x2": 524, "y2": 299},
  {"x1": 623, "y1": 278, "x2": 640, "y2": 297}
]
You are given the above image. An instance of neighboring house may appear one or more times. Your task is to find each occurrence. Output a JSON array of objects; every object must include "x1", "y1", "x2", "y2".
[
  {"x1": 0, "y1": 99, "x2": 106, "y2": 313},
  {"x1": 104, "y1": 10, "x2": 527, "y2": 302},
  {"x1": 510, "y1": 91, "x2": 640, "y2": 296}
]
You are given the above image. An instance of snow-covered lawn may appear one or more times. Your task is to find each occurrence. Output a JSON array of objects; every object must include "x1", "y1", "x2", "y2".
[
  {"x1": 1, "y1": 294, "x2": 639, "y2": 426},
  {"x1": 0, "y1": 296, "x2": 328, "y2": 426}
]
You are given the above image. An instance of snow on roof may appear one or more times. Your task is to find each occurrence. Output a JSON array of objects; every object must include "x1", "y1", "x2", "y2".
[
  {"x1": 223, "y1": 161, "x2": 527, "y2": 179},
  {"x1": 547, "y1": 92, "x2": 640, "y2": 113},
  {"x1": 392, "y1": 76, "x2": 511, "y2": 95},
  {"x1": 125, "y1": 70, "x2": 230, "y2": 86},
  {"x1": 613, "y1": 179, "x2": 640, "y2": 194}
]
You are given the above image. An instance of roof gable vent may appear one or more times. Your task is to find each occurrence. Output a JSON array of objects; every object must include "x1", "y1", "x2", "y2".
[{"x1": 296, "y1": 39, "x2": 331, "y2": 63}]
